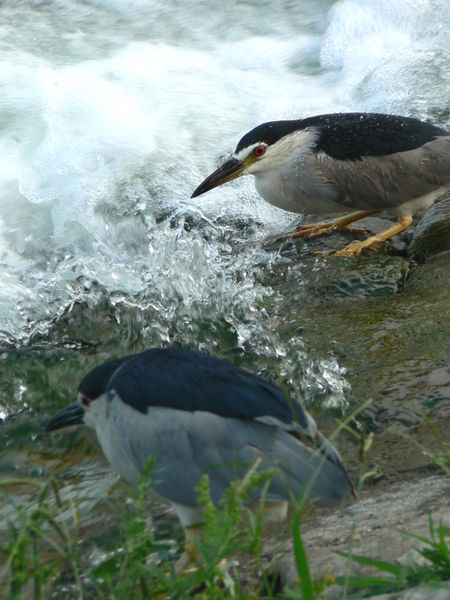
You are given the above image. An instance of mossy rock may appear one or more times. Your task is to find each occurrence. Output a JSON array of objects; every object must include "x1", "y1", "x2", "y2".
[{"x1": 409, "y1": 193, "x2": 450, "y2": 260}]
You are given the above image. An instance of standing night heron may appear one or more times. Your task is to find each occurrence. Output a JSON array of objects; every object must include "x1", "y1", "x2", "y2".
[
  {"x1": 191, "y1": 112, "x2": 450, "y2": 256},
  {"x1": 46, "y1": 348, "x2": 352, "y2": 568}
]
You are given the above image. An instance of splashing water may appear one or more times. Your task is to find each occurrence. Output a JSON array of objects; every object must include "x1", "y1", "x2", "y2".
[{"x1": 0, "y1": 0, "x2": 449, "y2": 415}]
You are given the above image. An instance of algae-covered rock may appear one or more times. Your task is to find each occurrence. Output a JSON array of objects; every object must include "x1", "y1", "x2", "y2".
[{"x1": 409, "y1": 193, "x2": 450, "y2": 260}]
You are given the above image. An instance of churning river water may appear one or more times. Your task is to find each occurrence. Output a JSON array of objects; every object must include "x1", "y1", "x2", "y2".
[{"x1": 0, "y1": 0, "x2": 449, "y2": 511}]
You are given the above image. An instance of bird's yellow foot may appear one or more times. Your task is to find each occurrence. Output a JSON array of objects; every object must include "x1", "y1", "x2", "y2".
[
  {"x1": 175, "y1": 541, "x2": 199, "y2": 575},
  {"x1": 334, "y1": 237, "x2": 384, "y2": 257},
  {"x1": 289, "y1": 222, "x2": 367, "y2": 239},
  {"x1": 173, "y1": 556, "x2": 231, "y2": 598},
  {"x1": 287, "y1": 210, "x2": 377, "y2": 240},
  {"x1": 333, "y1": 215, "x2": 413, "y2": 256}
]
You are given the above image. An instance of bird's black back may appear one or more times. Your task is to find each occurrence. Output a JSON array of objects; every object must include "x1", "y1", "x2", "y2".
[
  {"x1": 235, "y1": 113, "x2": 448, "y2": 161},
  {"x1": 106, "y1": 348, "x2": 307, "y2": 428}
]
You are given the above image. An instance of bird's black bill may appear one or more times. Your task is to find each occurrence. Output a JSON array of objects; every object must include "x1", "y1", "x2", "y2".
[
  {"x1": 45, "y1": 401, "x2": 85, "y2": 432},
  {"x1": 191, "y1": 158, "x2": 244, "y2": 198}
]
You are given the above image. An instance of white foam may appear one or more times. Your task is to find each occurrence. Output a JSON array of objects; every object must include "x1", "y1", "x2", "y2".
[{"x1": 321, "y1": 0, "x2": 450, "y2": 115}]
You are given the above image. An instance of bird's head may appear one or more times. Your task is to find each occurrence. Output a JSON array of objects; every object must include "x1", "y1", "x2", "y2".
[
  {"x1": 45, "y1": 358, "x2": 125, "y2": 432},
  {"x1": 191, "y1": 119, "x2": 305, "y2": 198}
]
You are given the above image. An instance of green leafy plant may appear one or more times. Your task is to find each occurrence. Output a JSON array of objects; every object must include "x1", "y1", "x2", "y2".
[
  {"x1": 85, "y1": 457, "x2": 280, "y2": 599},
  {"x1": 170, "y1": 459, "x2": 277, "y2": 598},
  {"x1": 292, "y1": 504, "x2": 313, "y2": 600},
  {"x1": 88, "y1": 458, "x2": 171, "y2": 599},
  {"x1": 0, "y1": 478, "x2": 82, "y2": 600},
  {"x1": 335, "y1": 515, "x2": 450, "y2": 598}
]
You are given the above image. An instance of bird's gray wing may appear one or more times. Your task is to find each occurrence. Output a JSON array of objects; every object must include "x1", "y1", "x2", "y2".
[
  {"x1": 315, "y1": 136, "x2": 450, "y2": 211},
  {"x1": 104, "y1": 398, "x2": 350, "y2": 507},
  {"x1": 186, "y1": 413, "x2": 352, "y2": 505},
  {"x1": 106, "y1": 401, "x2": 267, "y2": 505}
]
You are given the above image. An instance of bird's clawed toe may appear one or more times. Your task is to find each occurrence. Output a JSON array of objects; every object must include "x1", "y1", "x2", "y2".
[
  {"x1": 288, "y1": 221, "x2": 335, "y2": 239},
  {"x1": 286, "y1": 212, "x2": 375, "y2": 241},
  {"x1": 334, "y1": 238, "x2": 384, "y2": 257},
  {"x1": 339, "y1": 225, "x2": 368, "y2": 235}
]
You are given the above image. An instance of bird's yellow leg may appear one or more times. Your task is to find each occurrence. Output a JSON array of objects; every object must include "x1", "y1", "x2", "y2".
[
  {"x1": 175, "y1": 526, "x2": 200, "y2": 574},
  {"x1": 154, "y1": 530, "x2": 200, "y2": 600},
  {"x1": 288, "y1": 210, "x2": 377, "y2": 239},
  {"x1": 174, "y1": 525, "x2": 230, "y2": 597},
  {"x1": 335, "y1": 215, "x2": 413, "y2": 257}
]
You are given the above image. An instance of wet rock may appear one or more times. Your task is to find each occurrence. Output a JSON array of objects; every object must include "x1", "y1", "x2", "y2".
[
  {"x1": 299, "y1": 254, "x2": 409, "y2": 299},
  {"x1": 265, "y1": 475, "x2": 449, "y2": 597},
  {"x1": 267, "y1": 240, "x2": 450, "y2": 423},
  {"x1": 409, "y1": 193, "x2": 450, "y2": 260},
  {"x1": 253, "y1": 230, "x2": 450, "y2": 597}
]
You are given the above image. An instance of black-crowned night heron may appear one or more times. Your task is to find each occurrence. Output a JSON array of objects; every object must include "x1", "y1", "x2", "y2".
[
  {"x1": 192, "y1": 112, "x2": 450, "y2": 256},
  {"x1": 46, "y1": 348, "x2": 352, "y2": 568}
]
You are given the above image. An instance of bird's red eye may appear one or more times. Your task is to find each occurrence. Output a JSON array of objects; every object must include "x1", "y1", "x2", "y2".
[
  {"x1": 81, "y1": 396, "x2": 90, "y2": 407},
  {"x1": 253, "y1": 145, "x2": 266, "y2": 157}
]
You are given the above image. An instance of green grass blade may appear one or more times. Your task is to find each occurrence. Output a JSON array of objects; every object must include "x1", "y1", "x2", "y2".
[
  {"x1": 335, "y1": 574, "x2": 398, "y2": 587},
  {"x1": 396, "y1": 529, "x2": 436, "y2": 546},
  {"x1": 292, "y1": 508, "x2": 314, "y2": 600},
  {"x1": 335, "y1": 550, "x2": 401, "y2": 575}
]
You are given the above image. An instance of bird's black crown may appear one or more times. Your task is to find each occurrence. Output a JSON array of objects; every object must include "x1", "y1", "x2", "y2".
[{"x1": 78, "y1": 357, "x2": 126, "y2": 399}]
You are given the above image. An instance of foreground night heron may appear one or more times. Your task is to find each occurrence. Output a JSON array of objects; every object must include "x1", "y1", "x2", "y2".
[
  {"x1": 46, "y1": 348, "x2": 352, "y2": 567},
  {"x1": 192, "y1": 112, "x2": 450, "y2": 256}
]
